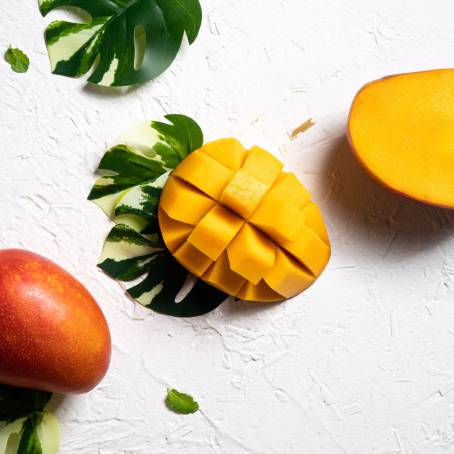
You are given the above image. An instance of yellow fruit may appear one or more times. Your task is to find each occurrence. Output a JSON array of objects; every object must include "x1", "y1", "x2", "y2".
[
  {"x1": 348, "y1": 69, "x2": 454, "y2": 208},
  {"x1": 188, "y1": 205, "x2": 244, "y2": 261},
  {"x1": 158, "y1": 139, "x2": 331, "y2": 302}
]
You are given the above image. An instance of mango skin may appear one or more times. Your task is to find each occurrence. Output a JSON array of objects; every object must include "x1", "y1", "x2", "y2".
[{"x1": 0, "y1": 249, "x2": 111, "y2": 394}]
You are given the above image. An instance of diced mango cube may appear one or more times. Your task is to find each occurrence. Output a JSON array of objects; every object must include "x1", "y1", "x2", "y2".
[
  {"x1": 264, "y1": 249, "x2": 316, "y2": 298},
  {"x1": 188, "y1": 205, "x2": 244, "y2": 261},
  {"x1": 268, "y1": 172, "x2": 311, "y2": 209},
  {"x1": 174, "y1": 241, "x2": 213, "y2": 277},
  {"x1": 242, "y1": 146, "x2": 283, "y2": 186},
  {"x1": 203, "y1": 252, "x2": 246, "y2": 295},
  {"x1": 280, "y1": 225, "x2": 330, "y2": 276},
  {"x1": 220, "y1": 169, "x2": 269, "y2": 218},
  {"x1": 227, "y1": 224, "x2": 275, "y2": 285},
  {"x1": 201, "y1": 138, "x2": 247, "y2": 169},
  {"x1": 301, "y1": 203, "x2": 330, "y2": 245},
  {"x1": 159, "y1": 176, "x2": 215, "y2": 225},
  {"x1": 158, "y1": 208, "x2": 192, "y2": 253},
  {"x1": 173, "y1": 151, "x2": 233, "y2": 199},
  {"x1": 236, "y1": 280, "x2": 284, "y2": 303},
  {"x1": 250, "y1": 196, "x2": 304, "y2": 243}
]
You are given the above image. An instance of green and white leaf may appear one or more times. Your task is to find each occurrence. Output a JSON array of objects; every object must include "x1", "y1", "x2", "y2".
[
  {"x1": 90, "y1": 114, "x2": 228, "y2": 317},
  {"x1": 165, "y1": 389, "x2": 199, "y2": 415},
  {"x1": 0, "y1": 385, "x2": 59, "y2": 454},
  {"x1": 89, "y1": 115, "x2": 202, "y2": 220},
  {"x1": 5, "y1": 47, "x2": 30, "y2": 73},
  {"x1": 0, "y1": 413, "x2": 60, "y2": 454},
  {"x1": 39, "y1": 0, "x2": 202, "y2": 86}
]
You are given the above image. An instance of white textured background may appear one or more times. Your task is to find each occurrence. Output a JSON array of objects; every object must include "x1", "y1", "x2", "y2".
[{"x1": 2, "y1": 1, "x2": 454, "y2": 452}]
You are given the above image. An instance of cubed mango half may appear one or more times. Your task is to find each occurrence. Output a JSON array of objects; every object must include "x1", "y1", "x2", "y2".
[{"x1": 158, "y1": 139, "x2": 331, "y2": 302}]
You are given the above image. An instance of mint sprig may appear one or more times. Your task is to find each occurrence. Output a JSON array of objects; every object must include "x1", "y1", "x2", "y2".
[
  {"x1": 5, "y1": 47, "x2": 29, "y2": 73},
  {"x1": 165, "y1": 389, "x2": 199, "y2": 415}
]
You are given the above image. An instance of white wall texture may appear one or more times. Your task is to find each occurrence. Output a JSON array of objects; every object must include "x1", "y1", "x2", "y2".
[{"x1": 1, "y1": 1, "x2": 454, "y2": 452}]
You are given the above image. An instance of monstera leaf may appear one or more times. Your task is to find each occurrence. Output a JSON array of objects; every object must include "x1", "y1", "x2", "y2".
[
  {"x1": 0, "y1": 385, "x2": 60, "y2": 454},
  {"x1": 39, "y1": 0, "x2": 202, "y2": 86},
  {"x1": 89, "y1": 115, "x2": 228, "y2": 317}
]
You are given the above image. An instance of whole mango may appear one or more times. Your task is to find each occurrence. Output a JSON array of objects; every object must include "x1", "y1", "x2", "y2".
[{"x1": 0, "y1": 249, "x2": 111, "y2": 394}]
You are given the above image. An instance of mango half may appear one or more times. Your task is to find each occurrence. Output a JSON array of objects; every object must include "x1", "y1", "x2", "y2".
[
  {"x1": 158, "y1": 139, "x2": 330, "y2": 302},
  {"x1": 348, "y1": 69, "x2": 454, "y2": 209}
]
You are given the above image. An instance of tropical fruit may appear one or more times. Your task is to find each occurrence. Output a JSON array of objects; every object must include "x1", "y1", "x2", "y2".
[
  {"x1": 0, "y1": 249, "x2": 111, "y2": 394},
  {"x1": 158, "y1": 139, "x2": 330, "y2": 302},
  {"x1": 349, "y1": 69, "x2": 454, "y2": 208}
]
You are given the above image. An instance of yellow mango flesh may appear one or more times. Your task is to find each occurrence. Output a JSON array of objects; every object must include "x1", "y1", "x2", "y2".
[
  {"x1": 268, "y1": 173, "x2": 311, "y2": 209},
  {"x1": 158, "y1": 140, "x2": 331, "y2": 302},
  {"x1": 227, "y1": 224, "x2": 276, "y2": 285},
  {"x1": 349, "y1": 69, "x2": 454, "y2": 208},
  {"x1": 173, "y1": 241, "x2": 213, "y2": 277},
  {"x1": 301, "y1": 203, "x2": 330, "y2": 245},
  {"x1": 237, "y1": 280, "x2": 283, "y2": 303},
  {"x1": 158, "y1": 209, "x2": 192, "y2": 252},
  {"x1": 201, "y1": 138, "x2": 247, "y2": 169},
  {"x1": 203, "y1": 252, "x2": 246, "y2": 295},
  {"x1": 173, "y1": 151, "x2": 233, "y2": 199},
  {"x1": 242, "y1": 146, "x2": 283, "y2": 186},
  {"x1": 279, "y1": 226, "x2": 331, "y2": 276},
  {"x1": 159, "y1": 176, "x2": 215, "y2": 225},
  {"x1": 220, "y1": 169, "x2": 269, "y2": 219},
  {"x1": 264, "y1": 249, "x2": 316, "y2": 298},
  {"x1": 188, "y1": 205, "x2": 244, "y2": 261},
  {"x1": 250, "y1": 195, "x2": 304, "y2": 244}
]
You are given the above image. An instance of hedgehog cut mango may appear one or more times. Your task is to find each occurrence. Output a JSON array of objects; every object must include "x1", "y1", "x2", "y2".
[
  {"x1": 159, "y1": 139, "x2": 331, "y2": 302},
  {"x1": 349, "y1": 69, "x2": 454, "y2": 209}
]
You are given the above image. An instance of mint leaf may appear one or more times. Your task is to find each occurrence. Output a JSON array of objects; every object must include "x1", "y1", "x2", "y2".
[
  {"x1": 5, "y1": 47, "x2": 30, "y2": 73},
  {"x1": 165, "y1": 389, "x2": 199, "y2": 415}
]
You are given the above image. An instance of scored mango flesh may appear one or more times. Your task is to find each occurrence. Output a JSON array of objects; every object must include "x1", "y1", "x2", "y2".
[
  {"x1": 158, "y1": 139, "x2": 331, "y2": 302},
  {"x1": 349, "y1": 69, "x2": 454, "y2": 208}
]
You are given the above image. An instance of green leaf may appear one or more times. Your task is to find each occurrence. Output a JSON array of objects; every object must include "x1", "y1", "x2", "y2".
[
  {"x1": 126, "y1": 248, "x2": 227, "y2": 317},
  {"x1": 0, "y1": 387, "x2": 60, "y2": 454},
  {"x1": 17, "y1": 413, "x2": 43, "y2": 454},
  {"x1": 152, "y1": 114, "x2": 204, "y2": 162},
  {"x1": 0, "y1": 412, "x2": 60, "y2": 454},
  {"x1": 90, "y1": 114, "x2": 228, "y2": 318},
  {"x1": 0, "y1": 386, "x2": 51, "y2": 423},
  {"x1": 165, "y1": 389, "x2": 199, "y2": 415},
  {"x1": 88, "y1": 114, "x2": 202, "y2": 219},
  {"x1": 5, "y1": 47, "x2": 30, "y2": 73},
  {"x1": 39, "y1": 0, "x2": 202, "y2": 86}
]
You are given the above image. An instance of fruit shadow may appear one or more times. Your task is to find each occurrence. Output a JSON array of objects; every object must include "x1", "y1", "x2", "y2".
[
  {"x1": 46, "y1": 392, "x2": 70, "y2": 414},
  {"x1": 219, "y1": 297, "x2": 282, "y2": 319},
  {"x1": 320, "y1": 136, "x2": 454, "y2": 261}
]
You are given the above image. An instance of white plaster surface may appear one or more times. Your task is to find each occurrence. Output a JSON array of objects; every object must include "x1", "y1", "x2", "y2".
[{"x1": 2, "y1": 1, "x2": 454, "y2": 452}]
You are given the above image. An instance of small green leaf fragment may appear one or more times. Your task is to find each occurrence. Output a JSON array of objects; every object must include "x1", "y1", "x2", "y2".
[
  {"x1": 17, "y1": 413, "x2": 43, "y2": 454},
  {"x1": 5, "y1": 47, "x2": 30, "y2": 73},
  {"x1": 165, "y1": 389, "x2": 199, "y2": 415}
]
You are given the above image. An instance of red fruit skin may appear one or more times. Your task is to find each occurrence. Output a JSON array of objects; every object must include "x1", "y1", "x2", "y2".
[{"x1": 0, "y1": 249, "x2": 111, "y2": 394}]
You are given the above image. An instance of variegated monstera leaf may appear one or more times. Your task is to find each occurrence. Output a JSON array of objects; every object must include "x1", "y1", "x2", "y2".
[
  {"x1": 89, "y1": 115, "x2": 228, "y2": 317},
  {"x1": 0, "y1": 386, "x2": 60, "y2": 454},
  {"x1": 39, "y1": 0, "x2": 202, "y2": 86}
]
